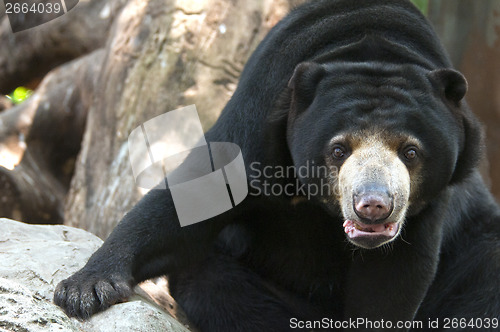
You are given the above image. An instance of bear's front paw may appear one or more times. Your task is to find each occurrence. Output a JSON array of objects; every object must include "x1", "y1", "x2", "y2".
[{"x1": 53, "y1": 270, "x2": 133, "y2": 319}]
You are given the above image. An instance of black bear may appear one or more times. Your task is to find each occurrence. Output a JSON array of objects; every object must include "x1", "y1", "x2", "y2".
[{"x1": 54, "y1": 0, "x2": 500, "y2": 331}]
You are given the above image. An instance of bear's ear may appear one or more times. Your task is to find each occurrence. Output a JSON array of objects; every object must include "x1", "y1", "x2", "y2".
[
  {"x1": 428, "y1": 68, "x2": 482, "y2": 184},
  {"x1": 428, "y1": 68, "x2": 468, "y2": 106},
  {"x1": 288, "y1": 62, "x2": 326, "y2": 112}
]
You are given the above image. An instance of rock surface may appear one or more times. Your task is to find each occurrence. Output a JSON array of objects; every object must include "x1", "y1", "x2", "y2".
[{"x1": 0, "y1": 218, "x2": 191, "y2": 332}]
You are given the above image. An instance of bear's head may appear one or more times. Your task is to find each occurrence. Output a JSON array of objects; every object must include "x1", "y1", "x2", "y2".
[{"x1": 281, "y1": 61, "x2": 482, "y2": 249}]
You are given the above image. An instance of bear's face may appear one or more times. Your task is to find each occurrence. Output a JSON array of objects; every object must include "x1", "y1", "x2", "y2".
[
  {"x1": 329, "y1": 131, "x2": 415, "y2": 249},
  {"x1": 284, "y1": 62, "x2": 479, "y2": 249}
]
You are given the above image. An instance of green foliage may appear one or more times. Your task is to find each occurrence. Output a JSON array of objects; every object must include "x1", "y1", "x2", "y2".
[
  {"x1": 410, "y1": 0, "x2": 429, "y2": 15},
  {"x1": 6, "y1": 86, "x2": 33, "y2": 104}
]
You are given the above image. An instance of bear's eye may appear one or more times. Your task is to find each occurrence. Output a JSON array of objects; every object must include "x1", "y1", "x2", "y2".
[
  {"x1": 332, "y1": 146, "x2": 347, "y2": 159},
  {"x1": 403, "y1": 147, "x2": 418, "y2": 161}
]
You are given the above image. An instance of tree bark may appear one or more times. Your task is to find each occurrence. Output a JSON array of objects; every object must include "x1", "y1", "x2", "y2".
[
  {"x1": 0, "y1": 0, "x2": 126, "y2": 94},
  {"x1": 0, "y1": 50, "x2": 103, "y2": 223},
  {"x1": 428, "y1": 0, "x2": 500, "y2": 200}
]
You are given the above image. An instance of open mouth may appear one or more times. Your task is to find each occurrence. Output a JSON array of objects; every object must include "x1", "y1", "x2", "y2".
[{"x1": 343, "y1": 220, "x2": 399, "y2": 239}]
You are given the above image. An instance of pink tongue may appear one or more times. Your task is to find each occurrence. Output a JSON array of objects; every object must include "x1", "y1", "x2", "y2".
[
  {"x1": 343, "y1": 220, "x2": 389, "y2": 233},
  {"x1": 360, "y1": 222, "x2": 385, "y2": 232}
]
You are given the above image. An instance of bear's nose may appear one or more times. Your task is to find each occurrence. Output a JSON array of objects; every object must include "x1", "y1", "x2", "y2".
[{"x1": 353, "y1": 187, "x2": 393, "y2": 222}]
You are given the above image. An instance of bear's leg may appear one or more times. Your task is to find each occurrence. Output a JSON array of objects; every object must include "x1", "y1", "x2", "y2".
[
  {"x1": 54, "y1": 188, "x2": 253, "y2": 318},
  {"x1": 169, "y1": 254, "x2": 309, "y2": 332}
]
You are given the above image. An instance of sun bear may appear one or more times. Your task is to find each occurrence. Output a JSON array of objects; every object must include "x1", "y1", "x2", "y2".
[{"x1": 54, "y1": 0, "x2": 500, "y2": 331}]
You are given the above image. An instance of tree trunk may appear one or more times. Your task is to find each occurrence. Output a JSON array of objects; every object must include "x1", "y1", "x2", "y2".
[
  {"x1": 0, "y1": 0, "x2": 126, "y2": 94},
  {"x1": 0, "y1": 50, "x2": 103, "y2": 223},
  {"x1": 428, "y1": 0, "x2": 500, "y2": 200}
]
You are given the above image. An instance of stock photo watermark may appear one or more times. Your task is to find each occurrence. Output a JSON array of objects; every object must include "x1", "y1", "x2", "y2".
[
  {"x1": 128, "y1": 105, "x2": 248, "y2": 227},
  {"x1": 290, "y1": 317, "x2": 499, "y2": 330},
  {"x1": 248, "y1": 161, "x2": 340, "y2": 200},
  {"x1": 4, "y1": 0, "x2": 78, "y2": 32}
]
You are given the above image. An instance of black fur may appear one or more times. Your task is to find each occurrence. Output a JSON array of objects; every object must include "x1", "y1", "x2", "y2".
[{"x1": 54, "y1": 1, "x2": 500, "y2": 331}]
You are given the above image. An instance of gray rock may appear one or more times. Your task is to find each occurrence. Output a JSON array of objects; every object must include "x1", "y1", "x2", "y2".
[
  {"x1": 0, "y1": 218, "x2": 191, "y2": 332},
  {"x1": 0, "y1": 277, "x2": 81, "y2": 332}
]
